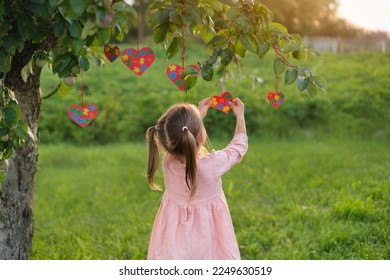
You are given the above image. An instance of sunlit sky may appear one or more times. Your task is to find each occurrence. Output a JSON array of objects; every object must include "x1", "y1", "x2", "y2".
[{"x1": 337, "y1": 0, "x2": 390, "y2": 32}]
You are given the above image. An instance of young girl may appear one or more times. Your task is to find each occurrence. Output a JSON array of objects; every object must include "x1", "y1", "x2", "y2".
[{"x1": 146, "y1": 97, "x2": 248, "y2": 260}]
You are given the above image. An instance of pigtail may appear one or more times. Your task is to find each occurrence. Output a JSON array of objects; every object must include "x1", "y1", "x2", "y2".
[
  {"x1": 182, "y1": 128, "x2": 198, "y2": 200},
  {"x1": 146, "y1": 126, "x2": 161, "y2": 191}
]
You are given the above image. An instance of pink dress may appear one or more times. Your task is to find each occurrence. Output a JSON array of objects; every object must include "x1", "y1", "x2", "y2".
[{"x1": 147, "y1": 133, "x2": 248, "y2": 260}]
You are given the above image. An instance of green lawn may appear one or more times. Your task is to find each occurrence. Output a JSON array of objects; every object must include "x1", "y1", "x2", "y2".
[{"x1": 30, "y1": 139, "x2": 390, "y2": 259}]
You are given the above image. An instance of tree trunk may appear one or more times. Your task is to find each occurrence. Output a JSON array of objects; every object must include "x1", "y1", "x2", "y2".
[{"x1": 0, "y1": 45, "x2": 41, "y2": 259}]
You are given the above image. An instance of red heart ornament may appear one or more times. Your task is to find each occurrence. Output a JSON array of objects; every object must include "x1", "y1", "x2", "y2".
[
  {"x1": 166, "y1": 64, "x2": 200, "y2": 91},
  {"x1": 121, "y1": 47, "x2": 155, "y2": 76},
  {"x1": 67, "y1": 104, "x2": 98, "y2": 128},
  {"x1": 210, "y1": 92, "x2": 234, "y2": 114},
  {"x1": 268, "y1": 92, "x2": 285, "y2": 108},
  {"x1": 104, "y1": 44, "x2": 120, "y2": 62}
]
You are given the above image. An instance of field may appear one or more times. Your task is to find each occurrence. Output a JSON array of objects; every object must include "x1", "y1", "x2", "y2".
[
  {"x1": 29, "y1": 41, "x2": 390, "y2": 259},
  {"x1": 30, "y1": 140, "x2": 389, "y2": 259}
]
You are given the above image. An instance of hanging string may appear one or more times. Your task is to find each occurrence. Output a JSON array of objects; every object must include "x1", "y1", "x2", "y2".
[
  {"x1": 275, "y1": 75, "x2": 279, "y2": 93},
  {"x1": 181, "y1": 27, "x2": 185, "y2": 69},
  {"x1": 136, "y1": 0, "x2": 140, "y2": 51},
  {"x1": 221, "y1": 66, "x2": 227, "y2": 93},
  {"x1": 109, "y1": 26, "x2": 114, "y2": 45},
  {"x1": 80, "y1": 70, "x2": 85, "y2": 107}
]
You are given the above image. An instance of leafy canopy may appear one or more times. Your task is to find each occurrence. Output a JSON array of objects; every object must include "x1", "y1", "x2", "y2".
[{"x1": 0, "y1": 0, "x2": 325, "y2": 168}]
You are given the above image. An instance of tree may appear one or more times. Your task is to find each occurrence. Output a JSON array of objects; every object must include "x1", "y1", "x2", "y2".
[
  {"x1": 260, "y1": 0, "x2": 360, "y2": 37},
  {"x1": 0, "y1": 0, "x2": 324, "y2": 259}
]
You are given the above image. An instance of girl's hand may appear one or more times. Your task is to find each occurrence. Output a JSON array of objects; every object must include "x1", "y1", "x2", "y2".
[
  {"x1": 198, "y1": 98, "x2": 212, "y2": 118},
  {"x1": 230, "y1": 98, "x2": 245, "y2": 119}
]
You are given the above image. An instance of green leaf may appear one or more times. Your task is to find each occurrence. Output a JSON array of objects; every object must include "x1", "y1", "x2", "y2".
[
  {"x1": 206, "y1": 0, "x2": 223, "y2": 11},
  {"x1": 239, "y1": 33, "x2": 258, "y2": 53},
  {"x1": 181, "y1": 66, "x2": 200, "y2": 79},
  {"x1": 69, "y1": 0, "x2": 87, "y2": 17},
  {"x1": 17, "y1": 18, "x2": 37, "y2": 40},
  {"x1": 71, "y1": 40, "x2": 84, "y2": 55},
  {"x1": 149, "y1": 2, "x2": 166, "y2": 10},
  {"x1": 0, "y1": 52, "x2": 11, "y2": 73},
  {"x1": 2, "y1": 146, "x2": 13, "y2": 160},
  {"x1": 285, "y1": 68, "x2": 298, "y2": 85},
  {"x1": 68, "y1": 21, "x2": 82, "y2": 38},
  {"x1": 227, "y1": 7, "x2": 240, "y2": 19},
  {"x1": 284, "y1": 33, "x2": 303, "y2": 52},
  {"x1": 52, "y1": 52, "x2": 72, "y2": 74},
  {"x1": 220, "y1": 48, "x2": 233, "y2": 66},
  {"x1": 186, "y1": 5, "x2": 202, "y2": 23},
  {"x1": 4, "y1": 107, "x2": 18, "y2": 128},
  {"x1": 3, "y1": 36, "x2": 19, "y2": 55},
  {"x1": 312, "y1": 75, "x2": 327, "y2": 93},
  {"x1": 258, "y1": 41, "x2": 270, "y2": 57},
  {"x1": 200, "y1": 24, "x2": 215, "y2": 44},
  {"x1": 79, "y1": 56, "x2": 89, "y2": 71},
  {"x1": 200, "y1": 64, "x2": 214, "y2": 81},
  {"x1": 273, "y1": 58, "x2": 285, "y2": 76},
  {"x1": 153, "y1": 23, "x2": 169, "y2": 44},
  {"x1": 234, "y1": 39, "x2": 247, "y2": 58},
  {"x1": 184, "y1": 75, "x2": 197, "y2": 93},
  {"x1": 306, "y1": 80, "x2": 318, "y2": 98},
  {"x1": 169, "y1": 10, "x2": 182, "y2": 25},
  {"x1": 111, "y1": 2, "x2": 133, "y2": 12},
  {"x1": 269, "y1": 22, "x2": 288, "y2": 34},
  {"x1": 81, "y1": 20, "x2": 96, "y2": 40},
  {"x1": 296, "y1": 76, "x2": 311, "y2": 92},
  {"x1": 292, "y1": 50, "x2": 306, "y2": 60},
  {"x1": 207, "y1": 48, "x2": 219, "y2": 64},
  {"x1": 149, "y1": 11, "x2": 162, "y2": 27},
  {"x1": 58, "y1": 81, "x2": 72, "y2": 97},
  {"x1": 207, "y1": 34, "x2": 226, "y2": 46},
  {"x1": 21, "y1": 59, "x2": 34, "y2": 83},
  {"x1": 7, "y1": 101, "x2": 22, "y2": 120},
  {"x1": 14, "y1": 121, "x2": 29, "y2": 140},
  {"x1": 166, "y1": 37, "x2": 180, "y2": 59}
]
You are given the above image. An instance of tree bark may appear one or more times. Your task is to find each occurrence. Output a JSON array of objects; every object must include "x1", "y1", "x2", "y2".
[{"x1": 0, "y1": 45, "x2": 41, "y2": 259}]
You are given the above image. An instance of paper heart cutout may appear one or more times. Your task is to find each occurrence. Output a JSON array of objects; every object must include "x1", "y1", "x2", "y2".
[
  {"x1": 67, "y1": 104, "x2": 98, "y2": 128},
  {"x1": 210, "y1": 92, "x2": 234, "y2": 114},
  {"x1": 104, "y1": 44, "x2": 120, "y2": 62},
  {"x1": 267, "y1": 92, "x2": 285, "y2": 108},
  {"x1": 166, "y1": 64, "x2": 200, "y2": 91},
  {"x1": 122, "y1": 47, "x2": 155, "y2": 76}
]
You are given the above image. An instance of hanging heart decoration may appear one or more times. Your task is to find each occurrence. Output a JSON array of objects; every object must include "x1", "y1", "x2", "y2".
[
  {"x1": 67, "y1": 104, "x2": 98, "y2": 128},
  {"x1": 104, "y1": 44, "x2": 120, "y2": 62},
  {"x1": 210, "y1": 92, "x2": 234, "y2": 114},
  {"x1": 121, "y1": 47, "x2": 155, "y2": 76},
  {"x1": 166, "y1": 64, "x2": 200, "y2": 91},
  {"x1": 267, "y1": 92, "x2": 285, "y2": 108}
]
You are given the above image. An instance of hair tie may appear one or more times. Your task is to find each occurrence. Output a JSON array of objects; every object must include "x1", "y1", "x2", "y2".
[{"x1": 182, "y1": 126, "x2": 188, "y2": 132}]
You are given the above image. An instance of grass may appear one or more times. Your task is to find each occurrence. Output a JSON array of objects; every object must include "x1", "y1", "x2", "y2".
[{"x1": 30, "y1": 139, "x2": 390, "y2": 260}]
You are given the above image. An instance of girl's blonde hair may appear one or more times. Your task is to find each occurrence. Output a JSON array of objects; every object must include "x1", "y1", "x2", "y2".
[{"x1": 146, "y1": 103, "x2": 207, "y2": 200}]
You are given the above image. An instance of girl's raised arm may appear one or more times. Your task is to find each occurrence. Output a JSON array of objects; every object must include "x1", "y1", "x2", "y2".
[{"x1": 230, "y1": 98, "x2": 246, "y2": 135}]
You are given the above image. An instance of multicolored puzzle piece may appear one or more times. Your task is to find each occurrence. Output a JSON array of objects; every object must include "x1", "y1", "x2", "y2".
[
  {"x1": 67, "y1": 104, "x2": 98, "y2": 128},
  {"x1": 267, "y1": 92, "x2": 285, "y2": 108},
  {"x1": 122, "y1": 47, "x2": 155, "y2": 76},
  {"x1": 210, "y1": 92, "x2": 234, "y2": 114},
  {"x1": 104, "y1": 44, "x2": 120, "y2": 62}
]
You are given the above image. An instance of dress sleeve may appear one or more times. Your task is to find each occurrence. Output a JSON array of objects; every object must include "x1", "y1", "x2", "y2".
[{"x1": 211, "y1": 133, "x2": 248, "y2": 177}]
